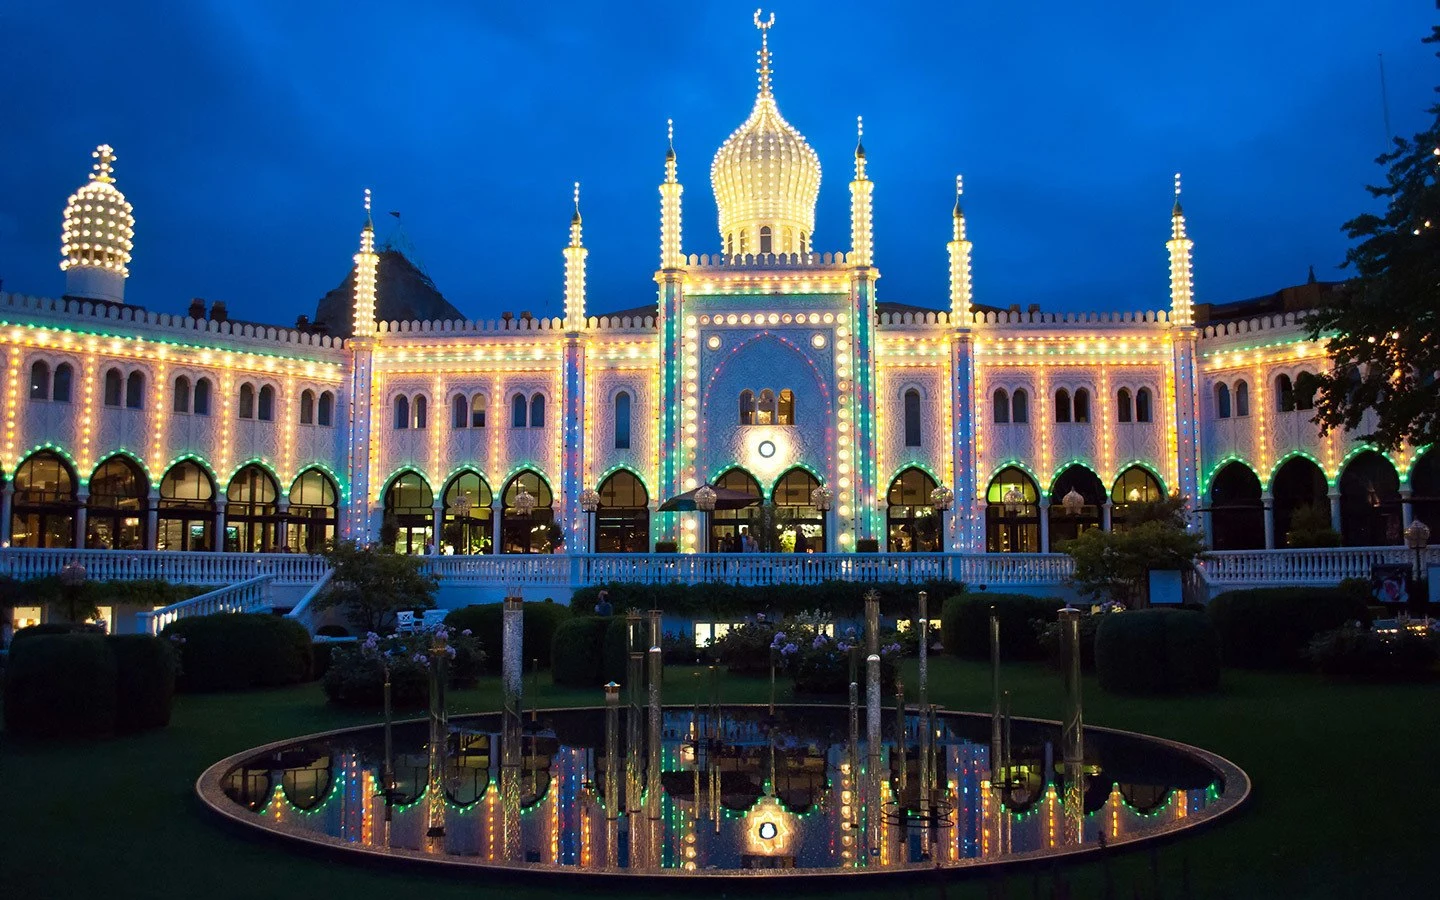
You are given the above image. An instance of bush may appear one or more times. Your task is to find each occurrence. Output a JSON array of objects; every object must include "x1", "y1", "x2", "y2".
[
  {"x1": 1285, "y1": 504, "x2": 1342, "y2": 548},
  {"x1": 712, "y1": 619, "x2": 779, "y2": 673},
  {"x1": 1094, "y1": 609, "x2": 1221, "y2": 694},
  {"x1": 1208, "y1": 587, "x2": 1369, "y2": 668},
  {"x1": 11, "y1": 622, "x2": 106, "y2": 642},
  {"x1": 161, "y1": 613, "x2": 313, "y2": 691},
  {"x1": 444, "y1": 601, "x2": 571, "y2": 673},
  {"x1": 790, "y1": 629, "x2": 901, "y2": 694},
  {"x1": 551, "y1": 617, "x2": 614, "y2": 687},
  {"x1": 1306, "y1": 625, "x2": 1439, "y2": 681},
  {"x1": 602, "y1": 616, "x2": 633, "y2": 685},
  {"x1": 1034, "y1": 612, "x2": 1108, "y2": 672},
  {"x1": 321, "y1": 627, "x2": 484, "y2": 708},
  {"x1": 107, "y1": 635, "x2": 177, "y2": 732},
  {"x1": 2, "y1": 635, "x2": 118, "y2": 737},
  {"x1": 941, "y1": 593, "x2": 1067, "y2": 660}
]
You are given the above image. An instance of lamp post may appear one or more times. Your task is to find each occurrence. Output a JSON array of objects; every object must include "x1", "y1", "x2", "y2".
[
  {"x1": 695, "y1": 484, "x2": 717, "y2": 553},
  {"x1": 810, "y1": 485, "x2": 833, "y2": 552},
  {"x1": 1405, "y1": 519, "x2": 1430, "y2": 590},
  {"x1": 579, "y1": 487, "x2": 600, "y2": 554}
]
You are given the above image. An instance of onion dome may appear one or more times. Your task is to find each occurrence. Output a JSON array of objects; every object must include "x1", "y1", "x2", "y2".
[
  {"x1": 710, "y1": 13, "x2": 820, "y2": 257},
  {"x1": 60, "y1": 145, "x2": 135, "y2": 291}
]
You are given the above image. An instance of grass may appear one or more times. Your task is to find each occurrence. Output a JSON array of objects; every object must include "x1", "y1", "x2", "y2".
[{"x1": 2, "y1": 656, "x2": 1438, "y2": 899}]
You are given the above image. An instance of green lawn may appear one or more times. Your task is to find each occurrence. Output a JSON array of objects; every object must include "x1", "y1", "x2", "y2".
[{"x1": 3, "y1": 657, "x2": 1437, "y2": 899}]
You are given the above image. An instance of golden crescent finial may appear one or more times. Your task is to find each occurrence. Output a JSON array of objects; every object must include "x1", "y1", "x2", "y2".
[{"x1": 753, "y1": 9, "x2": 774, "y2": 30}]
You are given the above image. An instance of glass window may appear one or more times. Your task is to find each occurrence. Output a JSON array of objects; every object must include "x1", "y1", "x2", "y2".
[
  {"x1": 104, "y1": 368, "x2": 122, "y2": 407},
  {"x1": 300, "y1": 390, "x2": 315, "y2": 425},
  {"x1": 1116, "y1": 388, "x2": 1132, "y2": 423},
  {"x1": 442, "y1": 472, "x2": 493, "y2": 555},
  {"x1": 985, "y1": 467, "x2": 1040, "y2": 553},
  {"x1": 1012, "y1": 388, "x2": 1029, "y2": 424},
  {"x1": 887, "y1": 467, "x2": 941, "y2": 552},
  {"x1": 1073, "y1": 388, "x2": 1090, "y2": 423},
  {"x1": 595, "y1": 470, "x2": 649, "y2": 553},
  {"x1": 287, "y1": 469, "x2": 337, "y2": 553},
  {"x1": 1277, "y1": 374, "x2": 1296, "y2": 412},
  {"x1": 614, "y1": 392, "x2": 631, "y2": 449},
  {"x1": 756, "y1": 389, "x2": 775, "y2": 425},
  {"x1": 394, "y1": 395, "x2": 410, "y2": 430},
  {"x1": 1110, "y1": 467, "x2": 1164, "y2": 530},
  {"x1": 174, "y1": 376, "x2": 192, "y2": 414},
  {"x1": 225, "y1": 465, "x2": 280, "y2": 552},
  {"x1": 904, "y1": 389, "x2": 922, "y2": 446},
  {"x1": 777, "y1": 389, "x2": 794, "y2": 425},
  {"x1": 194, "y1": 377, "x2": 212, "y2": 416},
  {"x1": 383, "y1": 471, "x2": 434, "y2": 554},
  {"x1": 125, "y1": 371, "x2": 144, "y2": 409},
  {"x1": 1234, "y1": 381, "x2": 1249, "y2": 417},
  {"x1": 452, "y1": 394, "x2": 468, "y2": 429},
  {"x1": 413, "y1": 395, "x2": 427, "y2": 429},
  {"x1": 1136, "y1": 387, "x2": 1152, "y2": 423},
  {"x1": 500, "y1": 471, "x2": 555, "y2": 554},
  {"x1": 1216, "y1": 382, "x2": 1231, "y2": 418},
  {"x1": 992, "y1": 388, "x2": 1009, "y2": 424},
  {"x1": 528, "y1": 394, "x2": 543, "y2": 428},
  {"x1": 1048, "y1": 465, "x2": 1105, "y2": 548},
  {"x1": 708, "y1": 469, "x2": 762, "y2": 552},
  {"x1": 470, "y1": 394, "x2": 486, "y2": 428},
  {"x1": 53, "y1": 363, "x2": 73, "y2": 403},
  {"x1": 239, "y1": 383, "x2": 255, "y2": 419},
  {"x1": 29, "y1": 361, "x2": 50, "y2": 401},
  {"x1": 157, "y1": 461, "x2": 215, "y2": 551},
  {"x1": 759, "y1": 225, "x2": 772, "y2": 255},
  {"x1": 1054, "y1": 389, "x2": 1071, "y2": 423},
  {"x1": 317, "y1": 391, "x2": 333, "y2": 426},
  {"x1": 257, "y1": 385, "x2": 274, "y2": 421},
  {"x1": 10, "y1": 451, "x2": 78, "y2": 548},
  {"x1": 772, "y1": 468, "x2": 826, "y2": 552},
  {"x1": 511, "y1": 394, "x2": 527, "y2": 427},
  {"x1": 739, "y1": 390, "x2": 755, "y2": 425}
]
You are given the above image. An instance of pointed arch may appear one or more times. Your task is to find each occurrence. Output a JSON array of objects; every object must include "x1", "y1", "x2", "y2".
[
  {"x1": 442, "y1": 469, "x2": 494, "y2": 555},
  {"x1": 596, "y1": 468, "x2": 649, "y2": 553},
  {"x1": 772, "y1": 466, "x2": 826, "y2": 552},
  {"x1": 986, "y1": 466, "x2": 1040, "y2": 553},
  {"x1": 287, "y1": 467, "x2": 338, "y2": 553},
  {"x1": 1048, "y1": 463, "x2": 1106, "y2": 548},
  {"x1": 87, "y1": 454, "x2": 149, "y2": 549},
  {"x1": 157, "y1": 459, "x2": 216, "y2": 551},
  {"x1": 1271, "y1": 455, "x2": 1329, "y2": 548},
  {"x1": 225, "y1": 464, "x2": 281, "y2": 552},
  {"x1": 10, "y1": 450, "x2": 78, "y2": 548},
  {"x1": 887, "y1": 466, "x2": 941, "y2": 552},
  {"x1": 1339, "y1": 450, "x2": 1402, "y2": 546},
  {"x1": 500, "y1": 469, "x2": 555, "y2": 553},
  {"x1": 1110, "y1": 465, "x2": 1165, "y2": 530},
  {"x1": 382, "y1": 468, "x2": 434, "y2": 554},
  {"x1": 992, "y1": 388, "x2": 1010, "y2": 424},
  {"x1": 708, "y1": 467, "x2": 764, "y2": 552},
  {"x1": 1208, "y1": 460, "x2": 1264, "y2": 550}
]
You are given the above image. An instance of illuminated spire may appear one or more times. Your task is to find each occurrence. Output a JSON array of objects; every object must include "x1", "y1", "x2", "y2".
[
  {"x1": 854, "y1": 115, "x2": 867, "y2": 179},
  {"x1": 353, "y1": 188, "x2": 378, "y2": 337},
  {"x1": 755, "y1": 9, "x2": 774, "y2": 97},
  {"x1": 660, "y1": 119, "x2": 684, "y2": 269},
  {"x1": 849, "y1": 115, "x2": 873, "y2": 267},
  {"x1": 564, "y1": 181, "x2": 589, "y2": 327},
  {"x1": 948, "y1": 175, "x2": 973, "y2": 322},
  {"x1": 1167, "y1": 173, "x2": 1194, "y2": 327},
  {"x1": 61, "y1": 143, "x2": 134, "y2": 302}
]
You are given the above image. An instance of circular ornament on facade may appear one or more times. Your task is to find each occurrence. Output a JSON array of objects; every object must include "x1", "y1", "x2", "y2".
[
  {"x1": 811, "y1": 334, "x2": 826, "y2": 349},
  {"x1": 758, "y1": 439, "x2": 777, "y2": 459},
  {"x1": 706, "y1": 335, "x2": 721, "y2": 350}
]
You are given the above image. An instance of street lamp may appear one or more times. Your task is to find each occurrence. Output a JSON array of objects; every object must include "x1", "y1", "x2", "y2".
[
  {"x1": 810, "y1": 485, "x2": 833, "y2": 552},
  {"x1": 1404, "y1": 519, "x2": 1430, "y2": 588},
  {"x1": 579, "y1": 487, "x2": 600, "y2": 554},
  {"x1": 695, "y1": 484, "x2": 717, "y2": 553}
]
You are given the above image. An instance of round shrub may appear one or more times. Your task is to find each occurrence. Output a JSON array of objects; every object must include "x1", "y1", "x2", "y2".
[
  {"x1": 551, "y1": 617, "x2": 613, "y2": 687},
  {"x1": 444, "y1": 601, "x2": 572, "y2": 673},
  {"x1": 941, "y1": 593, "x2": 1067, "y2": 660},
  {"x1": 11, "y1": 622, "x2": 105, "y2": 642},
  {"x1": 107, "y1": 634, "x2": 177, "y2": 732},
  {"x1": 1208, "y1": 587, "x2": 1368, "y2": 668},
  {"x1": 1094, "y1": 610, "x2": 1221, "y2": 695},
  {"x1": 3, "y1": 635, "x2": 118, "y2": 737},
  {"x1": 602, "y1": 616, "x2": 633, "y2": 685},
  {"x1": 161, "y1": 613, "x2": 312, "y2": 691}
]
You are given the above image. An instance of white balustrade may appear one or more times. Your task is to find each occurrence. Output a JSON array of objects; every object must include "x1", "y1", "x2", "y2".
[
  {"x1": 136, "y1": 574, "x2": 275, "y2": 635},
  {"x1": 0, "y1": 548, "x2": 329, "y2": 585},
  {"x1": 1197, "y1": 546, "x2": 1440, "y2": 586},
  {"x1": 283, "y1": 568, "x2": 335, "y2": 633}
]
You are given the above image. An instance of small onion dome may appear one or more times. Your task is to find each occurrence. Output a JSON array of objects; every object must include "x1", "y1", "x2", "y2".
[{"x1": 60, "y1": 144, "x2": 135, "y2": 277}]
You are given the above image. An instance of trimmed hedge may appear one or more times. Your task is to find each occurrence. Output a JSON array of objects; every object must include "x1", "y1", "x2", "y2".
[
  {"x1": 1094, "y1": 609, "x2": 1222, "y2": 694},
  {"x1": 1208, "y1": 586, "x2": 1369, "y2": 668},
  {"x1": 551, "y1": 617, "x2": 614, "y2": 687},
  {"x1": 444, "y1": 601, "x2": 571, "y2": 673},
  {"x1": 941, "y1": 593, "x2": 1067, "y2": 660},
  {"x1": 160, "y1": 613, "x2": 312, "y2": 691},
  {"x1": 107, "y1": 634, "x2": 178, "y2": 731},
  {"x1": 571, "y1": 580, "x2": 965, "y2": 620},
  {"x1": 3, "y1": 635, "x2": 119, "y2": 737}
]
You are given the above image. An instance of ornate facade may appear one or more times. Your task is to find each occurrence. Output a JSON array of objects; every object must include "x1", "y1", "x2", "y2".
[{"x1": 1, "y1": 19, "x2": 1431, "y2": 558}]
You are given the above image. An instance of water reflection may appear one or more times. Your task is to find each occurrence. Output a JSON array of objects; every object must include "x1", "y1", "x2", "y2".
[{"x1": 218, "y1": 706, "x2": 1232, "y2": 874}]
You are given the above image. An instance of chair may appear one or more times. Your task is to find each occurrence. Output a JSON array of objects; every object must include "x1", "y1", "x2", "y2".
[
  {"x1": 422, "y1": 608, "x2": 448, "y2": 631},
  {"x1": 395, "y1": 610, "x2": 416, "y2": 634}
]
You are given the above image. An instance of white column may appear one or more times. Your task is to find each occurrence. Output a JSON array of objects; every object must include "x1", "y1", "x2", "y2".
[
  {"x1": 432, "y1": 503, "x2": 445, "y2": 552},
  {"x1": 146, "y1": 490, "x2": 159, "y2": 550},
  {"x1": 214, "y1": 498, "x2": 228, "y2": 552},
  {"x1": 1038, "y1": 498, "x2": 1051, "y2": 552},
  {"x1": 75, "y1": 490, "x2": 89, "y2": 548},
  {"x1": 1328, "y1": 490, "x2": 1342, "y2": 533},
  {"x1": 1401, "y1": 489, "x2": 1414, "y2": 529},
  {"x1": 490, "y1": 500, "x2": 502, "y2": 554},
  {"x1": 275, "y1": 498, "x2": 290, "y2": 551},
  {"x1": 1101, "y1": 500, "x2": 1112, "y2": 532},
  {"x1": 0, "y1": 483, "x2": 12, "y2": 545},
  {"x1": 1262, "y1": 494, "x2": 1275, "y2": 550}
]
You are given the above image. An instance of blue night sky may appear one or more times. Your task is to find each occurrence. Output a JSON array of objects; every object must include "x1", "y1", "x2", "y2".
[{"x1": 0, "y1": 1, "x2": 1433, "y2": 324}]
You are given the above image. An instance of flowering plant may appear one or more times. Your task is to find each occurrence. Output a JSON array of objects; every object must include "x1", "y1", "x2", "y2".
[
  {"x1": 789, "y1": 625, "x2": 903, "y2": 695},
  {"x1": 321, "y1": 624, "x2": 485, "y2": 708}
]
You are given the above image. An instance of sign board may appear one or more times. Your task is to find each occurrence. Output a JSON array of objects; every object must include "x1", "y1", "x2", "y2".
[
  {"x1": 1148, "y1": 569, "x2": 1184, "y2": 606},
  {"x1": 1370, "y1": 564, "x2": 1411, "y2": 605}
]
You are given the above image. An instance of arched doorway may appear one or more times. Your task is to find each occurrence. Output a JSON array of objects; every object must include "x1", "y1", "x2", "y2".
[
  {"x1": 1410, "y1": 449, "x2": 1440, "y2": 532},
  {"x1": 1048, "y1": 465, "x2": 1105, "y2": 549},
  {"x1": 1271, "y1": 457, "x2": 1329, "y2": 548},
  {"x1": 226, "y1": 465, "x2": 281, "y2": 552},
  {"x1": 10, "y1": 451, "x2": 78, "y2": 548},
  {"x1": 157, "y1": 461, "x2": 216, "y2": 551},
  {"x1": 596, "y1": 470, "x2": 649, "y2": 553},
  {"x1": 442, "y1": 471, "x2": 493, "y2": 555},
  {"x1": 383, "y1": 471, "x2": 434, "y2": 555},
  {"x1": 986, "y1": 467, "x2": 1040, "y2": 553},
  {"x1": 772, "y1": 468, "x2": 826, "y2": 553},
  {"x1": 1340, "y1": 451, "x2": 1402, "y2": 546},
  {"x1": 87, "y1": 456, "x2": 147, "y2": 549},
  {"x1": 710, "y1": 469, "x2": 762, "y2": 552},
  {"x1": 886, "y1": 468, "x2": 942, "y2": 552},
  {"x1": 287, "y1": 469, "x2": 337, "y2": 553},
  {"x1": 1208, "y1": 462, "x2": 1264, "y2": 550},
  {"x1": 1111, "y1": 466, "x2": 1164, "y2": 531},
  {"x1": 500, "y1": 471, "x2": 555, "y2": 554}
]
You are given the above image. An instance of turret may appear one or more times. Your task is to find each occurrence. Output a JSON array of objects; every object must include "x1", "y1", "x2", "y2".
[
  {"x1": 849, "y1": 116, "x2": 873, "y2": 267},
  {"x1": 659, "y1": 119, "x2": 684, "y2": 270},
  {"x1": 564, "y1": 182, "x2": 588, "y2": 327},
  {"x1": 1167, "y1": 173, "x2": 1194, "y2": 327},
  {"x1": 61, "y1": 144, "x2": 134, "y2": 303},
  {"x1": 352, "y1": 189, "x2": 378, "y2": 337},
  {"x1": 947, "y1": 175, "x2": 972, "y2": 322}
]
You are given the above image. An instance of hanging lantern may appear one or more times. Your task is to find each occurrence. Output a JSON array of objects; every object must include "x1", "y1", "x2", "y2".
[
  {"x1": 810, "y1": 485, "x2": 833, "y2": 512},
  {"x1": 929, "y1": 485, "x2": 954, "y2": 513},
  {"x1": 695, "y1": 484, "x2": 718, "y2": 512},
  {"x1": 1061, "y1": 488, "x2": 1085, "y2": 517},
  {"x1": 1002, "y1": 485, "x2": 1025, "y2": 515},
  {"x1": 579, "y1": 488, "x2": 601, "y2": 513},
  {"x1": 514, "y1": 487, "x2": 537, "y2": 518}
]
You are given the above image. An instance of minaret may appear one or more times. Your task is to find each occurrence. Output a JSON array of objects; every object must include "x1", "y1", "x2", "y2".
[
  {"x1": 849, "y1": 116, "x2": 873, "y2": 267},
  {"x1": 660, "y1": 118, "x2": 684, "y2": 270},
  {"x1": 1167, "y1": 173, "x2": 1202, "y2": 515},
  {"x1": 61, "y1": 144, "x2": 135, "y2": 303},
  {"x1": 657, "y1": 120, "x2": 687, "y2": 549},
  {"x1": 1167, "y1": 173, "x2": 1195, "y2": 327},
  {"x1": 346, "y1": 189, "x2": 380, "y2": 542},
  {"x1": 947, "y1": 176, "x2": 973, "y2": 322},
  {"x1": 352, "y1": 189, "x2": 378, "y2": 336},
  {"x1": 564, "y1": 182, "x2": 588, "y2": 327}
]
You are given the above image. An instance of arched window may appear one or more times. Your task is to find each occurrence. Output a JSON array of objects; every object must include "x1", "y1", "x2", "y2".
[
  {"x1": 194, "y1": 377, "x2": 212, "y2": 416},
  {"x1": 992, "y1": 389, "x2": 1010, "y2": 424},
  {"x1": 10, "y1": 451, "x2": 78, "y2": 548},
  {"x1": 442, "y1": 471, "x2": 494, "y2": 555},
  {"x1": 87, "y1": 455, "x2": 147, "y2": 549},
  {"x1": 726, "y1": 233, "x2": 735, "y2": 256},
  {"x1": 596, "y1": 470, "x2": 649, "y2": 553},
  {"x1": 614, "y1": 391, "x2": 632, "y2": 449},
  {"x1": 174, "y1": 376, "x2": 192, "y2": 414},
  {"x1": 1295, "y1": 371, "x2": 1318, "y2": 411},
  {"x1": 469, "y1": 393, "x2": 486, "y2": 428},
  {"x1": 53, "y1": 363, "x2": 73, "y2": 403},
  {"x1": 783, "y1": 227, "x2": 793, "y2": 253},
  {"x1": 800, "y1": 231, "x2": 809, "y2": 254},
  {"x1": 887, "y1": 467, "x2": 941, "y2": 552},
  {"x1": 1339, "y1": 451, "x2": 1402, "y2": 546},
  {"x1": 317, "y1": 391, "x2": 333, "y2": 426},
  {"x1": 225, "y1": 465, "x2": 280, "y2": 552},
  {"x1": 709, "y1": 469, "x2": 763, "y2": 552},
  {"x1": 287, "y1": 469, "x2": 337, "y2": 553},
  {"x1": 125, "y1": 371, "x2": 144, "y2": 409},
  {"x1": 985, "y1": 467, "x2": 1040, "y2": 553},
  {"x1": 1135, "y1": 387, "x2": 1153, "y2": 423},
  {"x1": 1234, "y1": 381, "x2": 1249, "y2": 417},
  {"x1": 1048, "y1": 465, "x2": 1106, "y2": 548},
  {"x1": 528, "y1": 393, "x2": 543, "y2": 428},
  {"x1": 1209, "y1": 462, "x2": 1264, "y2": 550},
  {"x1": 29, "y1": 360, "x2": 50, "y2": 400},
  {"x1": 382, "y1": 471, "x2": 433, "y2": 554},
  {"x1": 773, "y1": 468, "x2": 827, "y2": 552},
  {"x1": 299, "y1": 389, "x2": 315, "y2": 425},
  {"x1": 104, "y1": 367, "x2": 123, "y2": 407},
  {"x1": 756, "y1": 389, "x2": 776, "y2": 425},
  {"x1": 739, "y1": 229, "x2": 748, "y2": 255},
  {"x1": 777, "y1": 388, "x2": 795, "y2": 425},
  {"x1": 157, "y1": 461, "x2": 215, "y2": 551},
  {"x1": 452, "y1": 394, "x2": 469, "y2": 429},
  {"x1": 759, "y1": 225, "x2": 773, "y2": 255},
  {"x1": 257, "y1": 385, "x2": 275, "y2": 421},
  {"x1": 1272, "y1": 457, "x2": 1329, "y2": 548},
  {"x1": 239, "y1": 382, "x2": 255, "y2": 419},
  {"x1": 500, "y1": 471, "x2": 555, "y2": 554},
  {"x1": 1073, "y1": 388, "x2": 1091, "y2": 423},
  {"x1": 1411, "y1": 448, "x2": 1440, "y2": 531},
  {"x1": 739, "y1": 390, "x2": 756, "y2": 425},
  {"x1": 1012, "y1": 388, "x2": 1029, "y2": 424},
  {"x1": 1116, "y1": 388, "x2": 1133, "y2": 423},
  {"x1": 1215, "y1": 382, "x2": 1231, "y2": 418},
  {"x1": 394, "y1": 394, "x2": 410, "y2": 430},
  {"x1": 904, "y1": 388, "x2": 922, "y2": 447},
  {"x1": 413, "y1": 394, "x2": 427, "y2": 429},
  {"x1": 1277, "y1": 374, "x2": 1296, "y2": 412},
  {"x1": 1054, "y1": 389, "x2": 1072, "y2": 423},
  {"x1": 1111, "y1": 467, "x2": 1164, "y2": 530},
  {"x1": 511, "y1": 394, "x2": 527, "y2": 427}
]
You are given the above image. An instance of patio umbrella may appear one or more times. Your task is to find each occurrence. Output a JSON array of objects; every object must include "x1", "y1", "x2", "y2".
[{"x1": 657, "y1": 484, "x2": 760, "y2": 512}]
